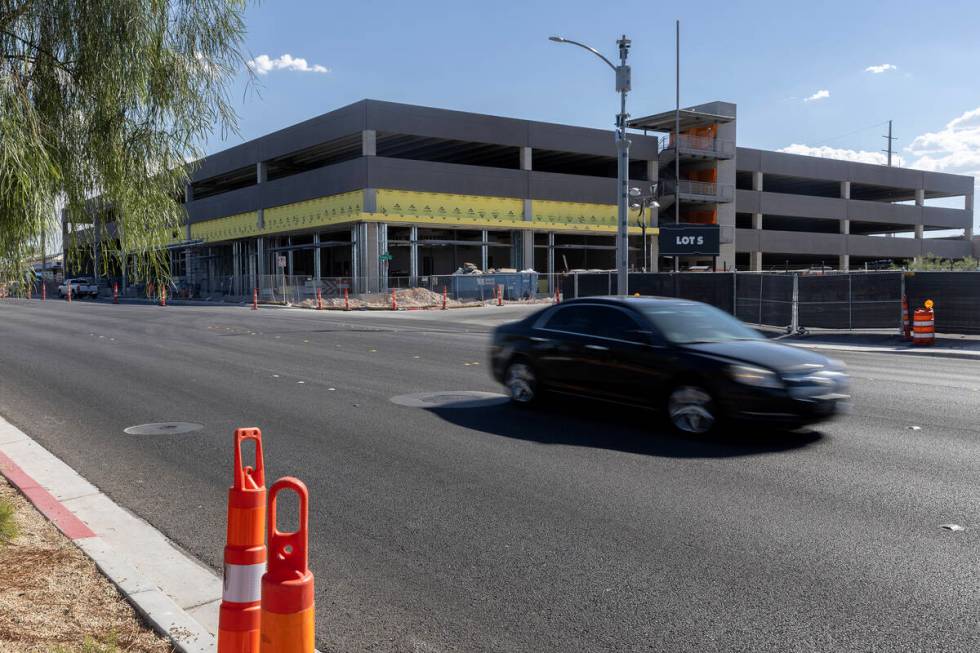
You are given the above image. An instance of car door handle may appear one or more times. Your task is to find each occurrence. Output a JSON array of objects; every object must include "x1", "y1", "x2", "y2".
[
  {"x1": 585, "y1": 344, "x2": 609, "y2": 351},
  {"x1": 530, "y1": 336, "x2": 550, "y2": 343}
]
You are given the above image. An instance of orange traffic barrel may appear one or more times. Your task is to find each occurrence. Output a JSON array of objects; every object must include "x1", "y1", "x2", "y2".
[
  {"x1": 261, "y1": 477, "x2": 314, "y2": 653},
  {"x1": 218, "y1": 428, "x2": 267, "y2": 653},
  {"x1": 912, "y1": 307, "x2": 935, "y2": 346}
]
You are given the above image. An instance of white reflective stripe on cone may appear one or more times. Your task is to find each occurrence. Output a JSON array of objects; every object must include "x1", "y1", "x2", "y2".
[
  {"x1": 912, "y1": 321, "x2": 934, "y2": 327},
  {"x1": 222, "y1": 562, "x2": 265, "y2": 603}
]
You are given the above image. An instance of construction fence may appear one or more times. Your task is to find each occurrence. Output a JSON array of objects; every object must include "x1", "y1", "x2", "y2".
[
  {"x1": 16, "y1": 269, "x2": 980, "y2": 334},
  {"x1": 562, "y1": 271, "x2": 980, "y2": 335}
]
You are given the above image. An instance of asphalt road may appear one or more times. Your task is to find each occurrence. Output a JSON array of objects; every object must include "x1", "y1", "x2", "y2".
[{"x1": 1, "y1": 299, "x2": 978, "y2": 652}]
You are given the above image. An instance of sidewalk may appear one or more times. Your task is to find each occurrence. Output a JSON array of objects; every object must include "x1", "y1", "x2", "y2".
[{"x1": 770, "y1": 329, "x2": 980, "y2": 360}]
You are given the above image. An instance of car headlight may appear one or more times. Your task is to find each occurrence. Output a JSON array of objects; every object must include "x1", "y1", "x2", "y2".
[{"x1": 728, "y1": 365, "x2": 783, "y2": 389}]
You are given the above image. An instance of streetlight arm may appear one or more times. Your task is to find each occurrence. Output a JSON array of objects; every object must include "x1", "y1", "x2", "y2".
[{"x1": 549, "y1": 36, "x2": 617, "y2": 71}]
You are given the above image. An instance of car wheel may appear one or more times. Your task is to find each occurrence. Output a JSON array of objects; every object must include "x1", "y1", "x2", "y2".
[
  {"x1": 504, "y1": 361, "x2": 538, "y2": 406},
  {"x1": 667, "y1": 385, "x2": 718, "y2": 434}
]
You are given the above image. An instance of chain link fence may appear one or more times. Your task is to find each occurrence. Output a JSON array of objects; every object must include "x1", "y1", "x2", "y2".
[{"x1": 563, "y1": 271, "x2": 908, "y2": 332}]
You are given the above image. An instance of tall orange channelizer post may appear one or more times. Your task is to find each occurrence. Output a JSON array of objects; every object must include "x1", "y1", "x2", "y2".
[
  {"x1": 66, "y1": 283, "x2": 72, "y2": 303},
  {"x1": 901, "y1": 295, "x2": 911, "y2": 340},
  {"x1": 343, "y1": 287, "x2": 350, "y2": 311},
  {"x1": 160, "y1": 286, "x2": 167, "y2": 307},
  {"x1": 41, "y1": 282, "x2": 46, "y2": 301},
  {"x1": 390, "y1": 288, "x2": 397, "y2": 311},
  {"x1": 315, "y1": 288, "x2": 323, "y2": 311},
  {"x1": 113, "y1": 282, "x2": 119, "y2": 304},
  {"x1": 442, "y1": 286, "x2": 447, "y2": 310},
  {"x1": 252, "y1": 288, "x2": 258, "y2": 311},
  {"x1": 261, "y1": 478, "x2": 314, "y2": 653},
  {"x1": 218, "y1": 428, "x2": 267, "y2": 653},
  {"x1": 496, "y1": 285, "x2": 503, "y2": 306}
]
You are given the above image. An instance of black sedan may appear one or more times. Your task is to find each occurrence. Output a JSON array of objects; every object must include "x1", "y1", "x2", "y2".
[{"x1": 489, "y1": 296, "x2": 849, "y2": 434}]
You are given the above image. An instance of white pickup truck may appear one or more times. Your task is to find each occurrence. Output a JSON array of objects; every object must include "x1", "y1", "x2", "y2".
[{"x1": 58, "y1": 277, "x2": 100, "y2": 298}]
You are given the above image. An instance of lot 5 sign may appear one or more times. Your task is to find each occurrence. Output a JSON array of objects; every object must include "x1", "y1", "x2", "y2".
[{"x1": 658, "y1": 224, "x2": 721, "y2": 256}]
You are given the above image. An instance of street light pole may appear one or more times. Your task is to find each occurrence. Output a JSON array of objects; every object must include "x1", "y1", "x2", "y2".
[{"x1": 550, "y1": 34, "x2": 632, "y2": 295}]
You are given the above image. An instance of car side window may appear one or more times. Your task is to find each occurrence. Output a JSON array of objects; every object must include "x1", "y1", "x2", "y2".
[
  {"x1": 542, "y1": 306, "x2": 593, "y2": 334},
  {"x1": 543, "y1": 305, "x2": 649, "y2": 343},
  {"x1": 590, "y1": 307, "x2": 649, "y2": 342}
]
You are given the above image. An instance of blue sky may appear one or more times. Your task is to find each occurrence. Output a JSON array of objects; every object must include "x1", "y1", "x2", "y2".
[{"x1": 209, "y1": 0, "x2": 980, "y2": 224}]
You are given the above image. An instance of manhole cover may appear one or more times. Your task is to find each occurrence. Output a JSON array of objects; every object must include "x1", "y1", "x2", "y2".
[
  {"x1": 390, "y1": 391, "x2": 509, "y2": 409},
  {"x1": 124, "y1": 422, "x2": 204, "y2": 435}
]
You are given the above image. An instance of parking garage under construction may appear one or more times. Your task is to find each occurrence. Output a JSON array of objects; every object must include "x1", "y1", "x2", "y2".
[{"x1": 63, "y1": 99, "x2": 976, "y2": 301}]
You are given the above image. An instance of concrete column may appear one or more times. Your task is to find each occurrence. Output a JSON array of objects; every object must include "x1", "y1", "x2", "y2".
[
  {"x1": 378, "y1": 223, "x2": 388, "y2": 289},
  {"x1": 286, "y1": 237, "x2": 294, "y2": 279},
  {"x1": 232, "y1": 241, "x2": 241, "y2": 296},
  {"x1": 362, "y1": 130, "x2": 377, "y2": 157},
  {"x1": 547, "y1": 232, "x2": 556, "y2": 291},
  {"x1": 522, "y1": 199, "x2": 534, "y2": 271},
  {"x1": 481, "y1": 229, "x2": 489, "y2": 272},
  {"x1": 748, "y1": 213, "x2": 763, "y2": 272},
  {"x1": 256, "y1": 161, "x2": 267, "y2": 228},
  {"x1": 915, "y1": 188, "x2": 925, "y2": 240},
  {"x1": 313, "y1": 233, "x2": 321, "y2": 282},
  {"x1": 409, "y1": 225, "x2": 419, "y2": 285},
  {"x1": 966, "y1": 193, "x2": 975, "y2": 240},
  {"x1": 520, "y1": 147, "x2": 532, "y2": 171},
  {"x1": 837, "y1": 219, "x2": 851, "y2": 270},
  {"x1": 256, "y1": 237, "x2": 265, "y2": 289},
  {"x1": 647, "y1": 160, "x2": 658, "y2": 183},
  {"x1": 840, "y1": 180, "x2": 851, "y2": 200},
  {"x1": 356, "y1": 222, "x2": 381, "y2": 293},
  {"x1": 752, "y1": 171, "x2": 763, "y2": 192},
  {"x1": 521, "y1": 231, "x2": 534, "y2": 271}
]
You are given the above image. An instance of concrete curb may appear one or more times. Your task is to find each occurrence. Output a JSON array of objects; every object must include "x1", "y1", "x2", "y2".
[
  {"x1": 0, "y1": 415, "x2": 220, "y2": 653},
  {"x1": 788, "y1": 341, "x2": 980, "y2": 361}
]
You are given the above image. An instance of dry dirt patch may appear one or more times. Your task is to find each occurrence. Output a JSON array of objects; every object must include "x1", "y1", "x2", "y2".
[{"x1": 0, "y1": 477, "x2": 173, "y2": 653}]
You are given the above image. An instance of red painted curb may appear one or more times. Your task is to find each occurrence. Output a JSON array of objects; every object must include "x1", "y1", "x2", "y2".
[{"x1": 0, "y1": 451, "x2": 96, "y2": 540}]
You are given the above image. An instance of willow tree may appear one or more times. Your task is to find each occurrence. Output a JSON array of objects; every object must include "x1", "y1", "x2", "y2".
[{"x1": 0, "y1": 0, "x2": 249, "y2": 289}]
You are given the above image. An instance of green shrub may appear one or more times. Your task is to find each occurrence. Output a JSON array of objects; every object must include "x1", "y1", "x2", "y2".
[{"x1": 0, "y1": 498, "x2": 17, "y2": 544}]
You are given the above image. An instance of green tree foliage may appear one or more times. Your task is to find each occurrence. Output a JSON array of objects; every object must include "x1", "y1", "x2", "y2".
[
  {"x1": 1, "y1": 0, "x2": 249, "y2": 289},
  {"x1": 905, "y1": 254, "x2": 980, "y2": 271}
]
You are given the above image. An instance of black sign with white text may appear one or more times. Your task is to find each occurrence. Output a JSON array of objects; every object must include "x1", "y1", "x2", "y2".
[{"x1": 658, "y1": 224, "x2": 721, "y2": 256}]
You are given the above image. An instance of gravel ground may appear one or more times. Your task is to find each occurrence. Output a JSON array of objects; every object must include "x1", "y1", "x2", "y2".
[{"x1": 0, "y1": 478, "x2": 172, "y2": 653}]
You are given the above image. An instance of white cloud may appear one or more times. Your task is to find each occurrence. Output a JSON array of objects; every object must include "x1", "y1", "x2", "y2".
[
  {"x1": 804, "y1": 89, "x2": 830, "y2": 103},
  {"x1": 865, "y1": 64, "x2": 897, "y2": 74},
  {"x1": 906, "y1": 107, "x2": 980, "y2": 178},
  {"x1": 778, "y1": 144, "x2": 905, "y2": 167},
  {"x1": 247, "y1": 54, "x2": 329, "y2": 76}
]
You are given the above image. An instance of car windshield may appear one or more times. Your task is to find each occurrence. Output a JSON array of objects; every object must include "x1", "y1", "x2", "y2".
[{"x1": 637, "y1": 302, "x2": 763, "y2": 344}]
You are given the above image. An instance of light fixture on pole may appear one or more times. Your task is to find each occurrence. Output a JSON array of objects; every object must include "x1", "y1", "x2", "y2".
[
  {"x1": 630, "y1": 185, "x2": 659, "y2": 272},
  {"x1": 549, "y1": 34, "x2": 632, "y2": 295}
]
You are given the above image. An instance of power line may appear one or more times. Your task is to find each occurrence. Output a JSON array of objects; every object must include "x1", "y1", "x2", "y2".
[{"x1": 810, "y1": 120, "x2": 891, "y2": 147}]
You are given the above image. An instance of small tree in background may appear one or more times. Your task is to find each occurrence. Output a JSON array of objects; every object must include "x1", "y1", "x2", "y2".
[
  {"x1": 1, "y1": 0, "x2": 251, "y2": 291},
  {"x1": 905, "y1": 254, "x2": 980, "y2": 271}
]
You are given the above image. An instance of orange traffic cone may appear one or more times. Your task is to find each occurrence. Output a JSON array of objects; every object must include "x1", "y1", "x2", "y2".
[
  {"x1": 218, "y1": 428, "x2": 267, "y2": 653},
  {"x1": 260, "y1": 478, "x2": 314, "y2": 653}
]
